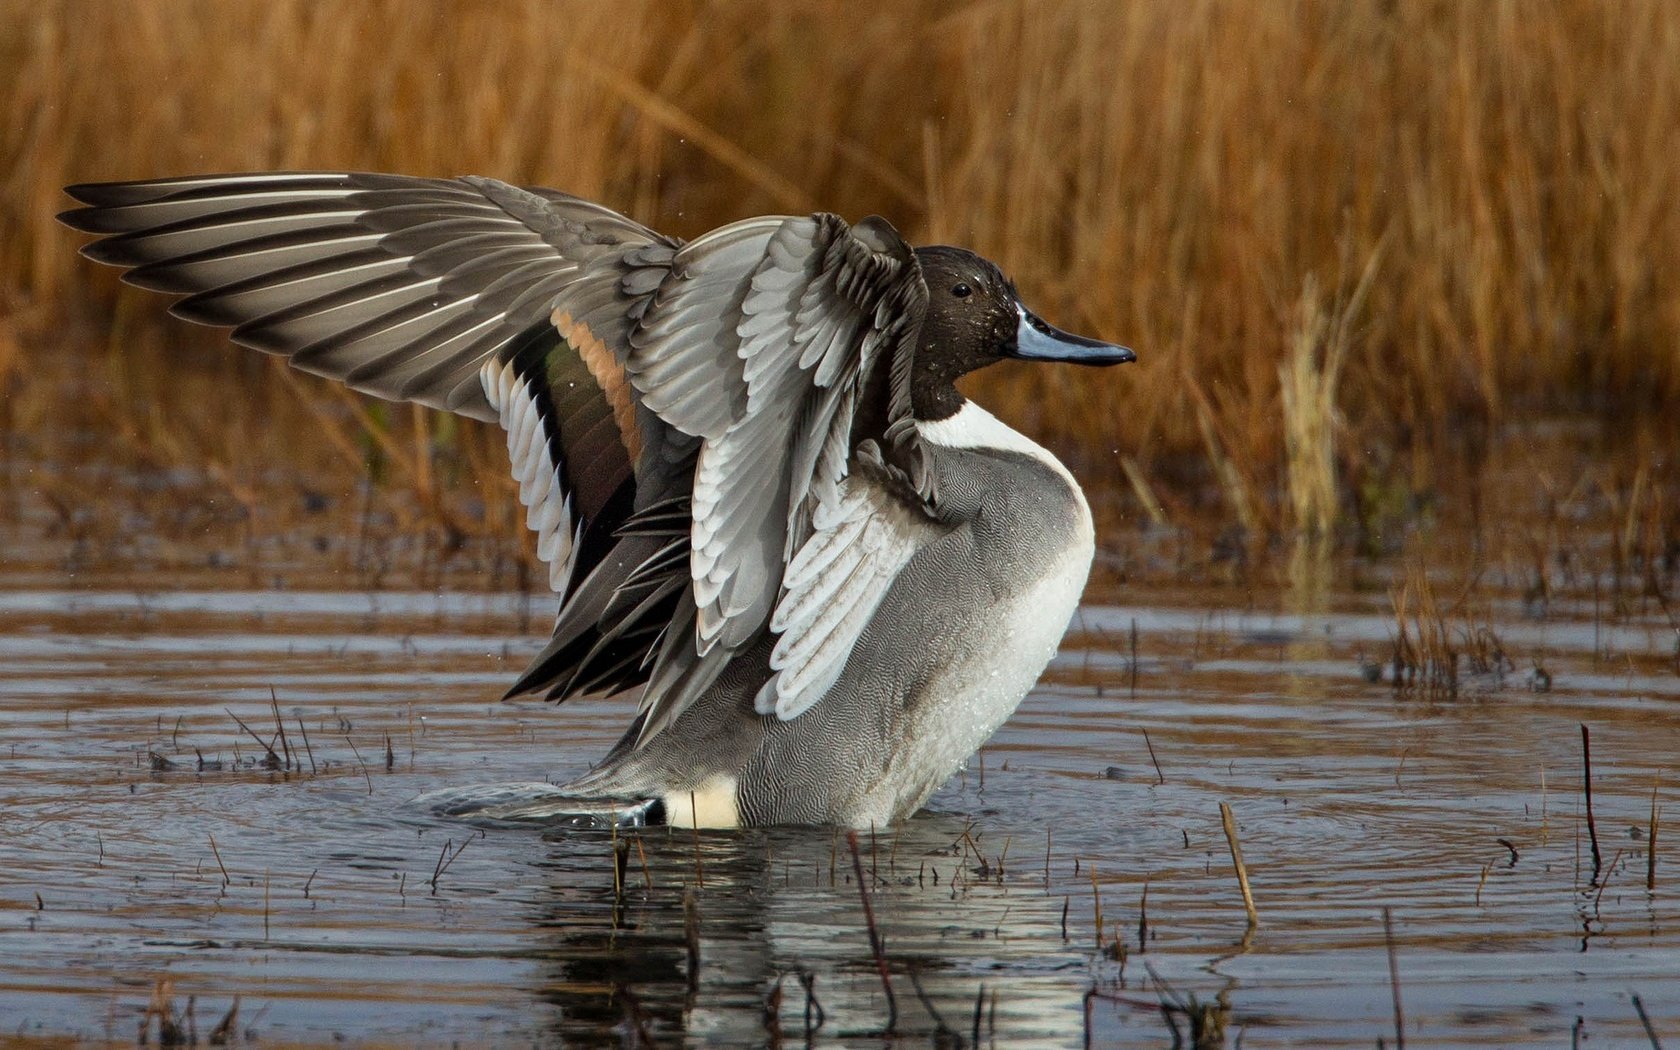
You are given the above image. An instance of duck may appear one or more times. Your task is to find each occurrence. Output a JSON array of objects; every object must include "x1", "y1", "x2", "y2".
[{"x1": 60, "y1": 172, "x2": 1134, "y2": 829}]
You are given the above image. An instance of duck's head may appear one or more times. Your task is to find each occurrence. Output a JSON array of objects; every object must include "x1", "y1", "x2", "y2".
[{"x1": 910, "y1": 246, "x2": 1134, "y2": 420}]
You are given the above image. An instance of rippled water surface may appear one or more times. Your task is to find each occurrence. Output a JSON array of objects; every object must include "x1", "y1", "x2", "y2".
[{"x1": 3, "y1": 573, "x2": 1679, "y2": 1047}]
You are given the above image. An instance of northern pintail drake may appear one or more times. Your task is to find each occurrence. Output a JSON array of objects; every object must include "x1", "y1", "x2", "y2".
[{"x1": 61, "y1": 173, "x2": 1134, "y2": 829}]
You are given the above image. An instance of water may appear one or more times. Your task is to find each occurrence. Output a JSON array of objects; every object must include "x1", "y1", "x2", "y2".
[{"x1": 2, "y1": 575, "x2": 1679, "y2": 1047}]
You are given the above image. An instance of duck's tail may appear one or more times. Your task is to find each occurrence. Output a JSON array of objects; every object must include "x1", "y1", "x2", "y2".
[{"x1": 413, "y1": 781, "x2": 664, "y2": 828}]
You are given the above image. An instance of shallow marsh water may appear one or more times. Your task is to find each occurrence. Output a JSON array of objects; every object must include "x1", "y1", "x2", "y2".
[{"x1": 2, "y1": 562, "x2": 1678, "y2": 1048}]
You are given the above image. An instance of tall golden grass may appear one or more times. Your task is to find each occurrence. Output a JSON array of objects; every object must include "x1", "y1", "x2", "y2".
[{"x1": 2, "y1": 0, "x2": 1677, "y2": 570}]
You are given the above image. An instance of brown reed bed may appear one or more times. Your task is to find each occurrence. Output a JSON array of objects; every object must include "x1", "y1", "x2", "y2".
[
  {"x1": 3, "y1": 1, "x2": 1680, "y2": 579},
  {"x1": 1387, "y1": 559, "x2": 1514, "y2": 696}
]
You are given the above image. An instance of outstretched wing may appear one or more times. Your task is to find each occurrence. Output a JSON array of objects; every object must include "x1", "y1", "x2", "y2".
[
  {"x1": 60, "y1": 172, "x2": 668, "y2": 421},
  {"x1": 61, "y1": 172, "x2": 694, "y2": 700}
]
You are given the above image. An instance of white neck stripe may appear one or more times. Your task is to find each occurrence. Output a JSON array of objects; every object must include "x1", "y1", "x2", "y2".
[{"x1": 916, "y1": 400, "x2": 1072, "y2": 481}]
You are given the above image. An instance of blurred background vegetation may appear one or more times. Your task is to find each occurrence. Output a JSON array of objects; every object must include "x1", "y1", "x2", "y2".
[{"x1": 1, "y1": 0, "x2": 1675, "y2": 590}]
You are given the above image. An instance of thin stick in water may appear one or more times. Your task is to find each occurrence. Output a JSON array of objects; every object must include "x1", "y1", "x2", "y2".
[
  {"x1": 1633, "y1": 992, "x2": 1664, "y2": 1050},
  {"x1": 1650, "y1": 778, "x2": 1662, "y2": 893},
  {"x1": 1090, "y1": 862, "x2": 1103, "y2": 951},
  {"x1": 905, "y1": 968, "x2": 956, "y2": 1043},
  {"x1": 268, "y1": 689, "x2": 291, "y2": 770},
  {"x1": 1582, "y1": 724, "x2": 1603, "y2": 879},
  {"x1": 1219, "y1": 802, "x2": 1258, "y2": 926},
  {"x1": 1383, "y1": 907, "x2": 1405, "y2": 1050},
  {"x1": 208, "y1": 834, "x2": 230, "y2": 888},
  {"x1": 429, "y1": 839, "x2": 452, "y2": 894},
  {"x1": 295, "y1": 718, "x2": 317, "y2": 775},
  {"x1": 431, "y1": 837, "x2": 470, "y2": 893},
  {"x1": 1137, "y1": 877, "x2": 1150, "y2": 952},
  {"x1": 611, "y1": 824, "x2": 626, "y2": 900},
  {"x1": 1142, "y1": 728, "x2": 1165, "y2": 785},
  {"x1": 1593, "y1": 847, "x2": 1625, "y2": 914},
  {"x1": 634, "y1": 835, "x2": 653, "y2": 892},
  {"x1": 224, "y1": 708, "x2": 278, "y2": 767},
  {"x1": 344, "y1": 735, "x2": 374, "y2": 795},
  {"x1": 847, "y1": 829, "x2": 898, "y2": 1034}
]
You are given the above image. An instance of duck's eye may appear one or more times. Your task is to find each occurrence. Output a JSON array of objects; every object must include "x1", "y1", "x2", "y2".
[{"x1": 951, "y1": 283, "x2": 972, "y2": 299}]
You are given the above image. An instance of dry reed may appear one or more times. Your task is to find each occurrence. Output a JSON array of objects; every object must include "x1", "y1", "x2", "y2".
[
  {"x1": 2, "y1": 1, "x2": 1678, "y2": 569},
  {"x1": 1280, "y1": 240, "x2": 1383, "y2": 538},
  {"x1": 1218, "y1": 802, "x2": 1258, "y2": 928},
  {"x1": 1388, "y1": 561, "x2": 1511, "y2": 695}
]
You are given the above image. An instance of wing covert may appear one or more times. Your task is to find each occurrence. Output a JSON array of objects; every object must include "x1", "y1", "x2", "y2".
[{"x1": 755, "y1": 466, "x2": 947, "y2": 720}]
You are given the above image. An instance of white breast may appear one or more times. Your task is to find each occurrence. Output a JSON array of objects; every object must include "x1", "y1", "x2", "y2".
[{"x1": 850, "y1": 401, "x2": 1095, "y2": 826}]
